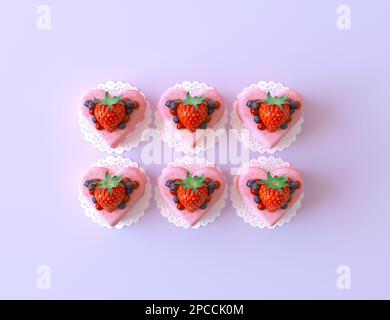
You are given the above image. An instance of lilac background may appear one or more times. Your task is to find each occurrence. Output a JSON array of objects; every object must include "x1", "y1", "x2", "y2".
[{"x1": 1, "y1": 0, "x2": 389, "y2": 299}]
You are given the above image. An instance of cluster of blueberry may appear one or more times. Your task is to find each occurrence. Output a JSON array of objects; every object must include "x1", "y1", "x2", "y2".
[
  {"x1": 84, "y1": 178, "x2": 139, "y2": 210},
  {"x1": 246, "y1": 98, "x2": 301, "y2": 131},
  {"x1": 165, "y1": 98, "x2": 220, "y2": 130},
  {"x1": 246, "y1": 178, "x2": 301, "y2": 211},
  {"x1": 165, "y1": 178, "x2": 220, "y2": 211}
]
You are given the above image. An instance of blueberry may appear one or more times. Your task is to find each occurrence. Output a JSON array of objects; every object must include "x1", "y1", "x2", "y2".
[
  {"x1": 251, "y1": 101, "x2": 260, "y2": 109},
  {"x1": 125, "y1": 100, "x2": 135, "y2": 108},
  {"x1": 173, "y1": 116, "x2": 180, "y2": 124},
  {"x1": 290, "y1": 182, "x2": 298, "y2": 190},
  {"x1": 84, "y1": 100, "x2": 96, "y2": 109},
  {"x1": 200, "y1": 123, "x2": 207, "y2": 129},
  {"x1": 281, "y1": 204, "x2": 288, "y2": 209},
  {"x1": 91, "y1": 196, "x2": 97, "y2": 204},
  {"x1": 169, "y1": 183, "x2": 178, "y2": 191},
  {"x1": 165, "y1": 100, "x2": 173, "y2": 108},
  {"x1": 208, "y1": 187, "x2": 215, "y2": 194},
  {"x1": 126, "y1": 106, "x2": 133, "y2": 114},
  {"x1": 246, "y1": 180, "x2": 255, "y2": 188},
  {"x1": 208, "y1": 182, "x2": 217, "y2": 190},
  {"x1": 289, "y1": 100, "x2": 298, "y2": 109},
  {"x1": 254, "y1": 196, "x2": 261, "y2": 204},
  {"x1": 173, "y1": 196, "x2": 179, "y2": 204},
  {"x1": 118, "y1": 123, "x2": 126, "y2": 129},
  {"x1": 88, "y1": 182, "x2": 97, "y2": 191},
  {"x1": 166, "y1": 100, "x2": 178, "y2": 109},
  {"x1": 92, "y1": 116, "x2": 97, "y2": 123},
  {"x1": 207, "y1": 101, "x2": 217, "y2": 109},
  {"x1": 281, "y1": 123, "x2": 288, "y2": 130},
  {"x1": 126, "y1": 184, "x2": 134, "y2": 194},
  {"x1": 165, "y1": 180, "x2": 173, "y2": 188},
  {"x1": 251, "y1": 183, "x2": 259, "y2": 192},
  {"x1": 84, "y1": 180, "x2": 93, "y2": 187},
  {"x1": 200, "y1": 203, "x2": 207, "y2": 209},
  {"x1": 254, "y1": 116, "x2": 260, "y2": 124},
  {"x1": 208, "y1": 108, "x2": 214, "y2": 115},
  {"x1": 246, "y1": 100, "x2": 254, "y2": 108},
  {"x1": 118, "y1": 202, "x2": 126, "y2": 209}
]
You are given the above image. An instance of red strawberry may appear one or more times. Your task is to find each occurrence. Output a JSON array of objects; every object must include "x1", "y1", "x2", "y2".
[
  {"x1": 177, "y1": 92, "x2": 208, "y2": 132},
  {"x1": 177, "y1": 171, "x2": 209, "y2": 212},
  {"x1": 93, "y1": 92, "x2": 126, "y2": 132},
  {"x1": 258, "y1": 172, "x2": 291, "y2": 213},
  {"x1": 259, "y1": 92, "x2": 291, "y2": 133},
  {"x1": 94, "y1": 171, "x2": 126, "y2": 212}
]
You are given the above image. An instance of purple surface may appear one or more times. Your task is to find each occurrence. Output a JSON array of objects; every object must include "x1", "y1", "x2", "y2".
[{"x1": 1, "y1": 0, "x2": 389, "y2": 299}]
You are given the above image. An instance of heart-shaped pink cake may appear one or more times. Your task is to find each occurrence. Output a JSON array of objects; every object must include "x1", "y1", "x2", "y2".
[
  {"x1": 81, "y1": 166, "x2": 147, "y2": 227},
  {"x1": 158, "y1": 82, "x2": 225, "y2": 148},
  {"x1": 237, "y1": 167, "x2": 304, "y2": 227},
  {"x1": 81, "y1": 86, "x2": 148, "y2": 149},
  {"x1": 158, "y1": 166, "x2": 225, "y2": 226},
  {"x1": 236, "y1": 84, "x2": 304, "y2": 148}
]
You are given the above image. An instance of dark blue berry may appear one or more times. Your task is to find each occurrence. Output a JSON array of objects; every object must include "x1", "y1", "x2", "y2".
[
  {"x1": 200, "y1": 123, "x2": 207, "y2": 129},
  {"x1": 246, "y1": 180, "x2": 254, "y2": 188},
  {"x1": 254, "y1": 196, "x2": 261, "y2": 204},
  {"x1": 88, "y1": 182, "x2": 97, "y2": 191},
  {"x1": 166, "y1": 100, "x2": 178, "y2": 109},
  {"x1": 289, "y1": 100, "x2": 298, "y2": 109},
  {"x1": 84, "y1": 100, "x2": 96, "y2": 109},
  {"x1": 208, "y1": 187, "x2": 215, "y2": 194},
  {"x1": 208, "y1": 182, "x2": 217, "y2": 190},
  {"x1": 92, "y1": 116, "x2": 97, "y2": 123},
  {"x1": 251, "y1": 101, "x2": 260, "y2": 109},
  {"x1": 200, "y1": 203, "x2": 207, "y2": 209},
  {"x1": 126, "y1": 184, "x2": 134, "y2": 194},
  {"x1": 125, "y1": 100, "x2": 135, "y2": 108},
  {"x1": 208, "y1": 108, "x2": 214, "y2": 115},
  {"x1": 84, "y1": 180, "x2": 93, "y2": 187},
  {"x1": 165, "y1": 180, "x2": 173, "y2": 188},
  {"x1": 290, "y1": 182, "x2": 298, "y2": 190},
  {"x1": 251, "y1": 183, "x2": 259, "y2": 192},
  {"x1": 118, "y1": 202, "x2": 126, "y2": 209},
  {"x1": 254, "y1": 116, "x2": 260, "y2": 123},
  {"x1": 281, "y1": 204, "x2": 288, "y2": 209},
  {"x1": 126, "y1": 106, "x2": 133, "y2": 114},
  {"x1": 92, "y1": 196, "x2": 97, "y2": 204},
  {"x1": 207, "y1": 101, "x2": 217, "y2": 109},
  {"x1": 173, "y1": 116, "x2": 180, "y2": 124},
  {"x1": 165, "y1": 100, "x2": 173, "y2": 108},
  {"x1": 281, "y1": 123, "x2": 288, "y2": 130},
  {"x1": 118, "y1": 123, "x2": 126, "y2": 129},
  {"x1": 246, "y1": 100, "x2": 254, "y2": 108},
  {"x1": 173, "y1": 196, "x2": 179, "y2": 204},
  {"x1": 169, "y1": 183, "x2": 178, "y2": 191}
]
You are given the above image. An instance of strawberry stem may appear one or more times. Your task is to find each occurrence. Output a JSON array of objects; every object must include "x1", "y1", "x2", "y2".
[
  {"x1": 96, "y1": 171, "x2": 125, "y2": 194},
  {"x1": 179, "y1": 92, "x2": 206, "y2": 110},
  {"x1": 260, "y1": 92, "x2": 289, "y2": 110},
  {"x1": 177, "y1": 171, "x2": 207, "y2": 194},
  {"x1": 259, "y1": 171, "x2": 289, "y2": 193},
  {"x1": 94, "y1": 91, "x2": 124, "y2": 110}
]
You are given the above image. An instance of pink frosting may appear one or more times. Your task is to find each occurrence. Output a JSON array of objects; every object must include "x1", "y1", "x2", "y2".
[
  {"x1": 236, "y1": 88, "x2": 304, "y2": 148},
  {"x1": 157, "y1": 87, "x2": 225, "y2": 148},
  {"x1": 82, "y1": 166, "x2": 147, "y2": 227},
  {"x1": 158, "y1": 166, "x2": 225, "y2": 226},
  {"x1": 81, "y1": 88, "x2": 147, "y2": 148},
  {"x1": 237, "y1": 167, "x2": 304, "y2": 227}
]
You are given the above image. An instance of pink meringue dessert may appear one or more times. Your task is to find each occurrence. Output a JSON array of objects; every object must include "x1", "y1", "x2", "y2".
[
  {"x1": 82, "y1": 166, "x2": 147, "y2": 227},
  {"x1": 237, "y1": 166, "x2": 304, "y2": 227},
  {"x1": 236, "y1": 83, "x2": 304, "y2": 149},
  {"x1": 157, "y1": 82, "x2": 225, "y2": 148},
  {"x1": 81, "y1": 83, "x2": 148, "y2": 149},
  {"x1": 158, "y1": 166, "x2": 226, "y2": 227}
]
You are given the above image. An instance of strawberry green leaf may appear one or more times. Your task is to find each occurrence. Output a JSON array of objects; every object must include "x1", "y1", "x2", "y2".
[
  {"x1": 97, "y1": 171, "x2": 125, "y2": 194},
  {"x1": 260, "y1": 92, "x2": 289, "y2": 110},
  {"x1": 94, "y1": 91, "x2": 124, "y2": 110},
  {"x1": 177, "y1": 170, "x2": 207, "y2": 194},
  {"x1": 179, "y1": 92, "x2": 206, "y2": 110},
  {"x1": 259, "y1": 171, "x2": 289, "y2": 193}
]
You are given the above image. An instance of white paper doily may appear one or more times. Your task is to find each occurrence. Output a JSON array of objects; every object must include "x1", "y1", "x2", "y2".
[
  {"x1": 231, "y1": 156, "x2": 304, "y2": 229},
  {"x1": 79, "y1": 81, "x2": 152, "y2": 154},
  {"x1": 155, "y1": 156, "x2": 227, "y2": 229},
  {"x1": 79, "y1": 156, "x2": 151, "y2": 229},
  {"x1": 155, "y1": 81, "x2": 228, "y2": 154},
  {"x1": 231, "y1": 81, "x2": 303, "y2": 153}
]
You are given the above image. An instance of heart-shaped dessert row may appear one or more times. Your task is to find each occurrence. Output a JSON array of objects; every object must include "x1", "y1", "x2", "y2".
[
  {"x1": 237, "y1": 85, "x2": 304, "y2": 148},
  {"x1": 158, "y1": 83, "x2": 225, "y2": 148},
  {"x1": 82, "y1": 166, "x2": 147, "y2": 227},
  {"x1": 237, "y1": 167, "x2": 304, "y2": 227},
  {"x1": 81, "y1": 87, "x2": 148, "y2": 148},
  {"x1": 158, "y1": 167, "x2": 225, "y2": 226}
]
